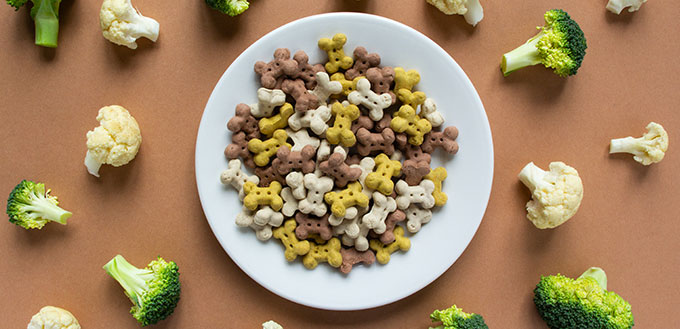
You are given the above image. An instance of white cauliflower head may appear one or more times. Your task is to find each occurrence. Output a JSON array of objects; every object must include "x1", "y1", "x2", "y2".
[
  {"x1": 606, "y1": 0, "x2": 647, "y2": 14},
  {"x1": 426, "y1": 0, "x2": 484, "y2": 26},
  {"x1": 609, "y1": 122, "x2": 668, "y2": 165},
  {"x1": 262, "y1": 320, "x2": 283, "y2": 329},
  {"x1": 85, "y1": 105, "x2": 142, "y2": 177},
  {"x1": 518, "y1": 162, "x2": 584, "y2": 229},
  {"x1": 100, "y1": 0, "x2": 160, "y2": 49},
  {"x1": 28, "y1": 306, "x2": 81, "y2": 329}
]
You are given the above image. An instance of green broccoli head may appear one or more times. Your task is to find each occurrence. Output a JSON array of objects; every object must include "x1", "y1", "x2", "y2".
[
  {"x1": 501, "y1": 9, "x2": 587, "y2": 77},
  {"x1": 103, "y1": 255, "x2": 181, "y2": 327},
  {"x1": 534, "y1": 267, "x2": 634, "y2": 329},
  {"x1": 6, "y1": 0, "x2": 62, "y2": 47},
  {"x1": 205, "y1": 0, "x2": 249, "y2": 16},
  {"x1": 429, "y1": 305, "x2": 489, "y2": 329},
  {"x1": 6, "y1": 179, "x2": 72, "y2": 229}
]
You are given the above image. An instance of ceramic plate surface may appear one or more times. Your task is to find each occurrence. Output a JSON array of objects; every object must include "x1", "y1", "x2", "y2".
[{"x1": 196, "y1": 12, "x2": 493, "y2": 311}]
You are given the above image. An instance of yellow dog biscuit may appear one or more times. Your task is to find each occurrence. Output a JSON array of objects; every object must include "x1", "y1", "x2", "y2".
[
  {"x1": 302, "y1": 238, "x2": 343, "y2": 269},
  {"x1": 318, "y1": 33, "x2": 354, "y2": 74},
  {"x1": 365, "y1": 153, "x2": 402, "y2": 195},
  {"x1": 258, "y1": 103, "x2": 294, "y2": 136},
  {"x1": 243, "y1": 181, "x2": 283, "y2": 211},
  {"x1": 390, "y1": 105, "x2": 432, "y2": 146},
  {"x1": 247, "y1": 129, "x2": 292, "y2": 166},
  {"x1": 273, "y1": 219, "x2": 311, "y2": 261},
  {"x1": 424, "y1": 167, "x2": 447, "y2": 207},
  {"x1": 369, "y1": 226, "x2": 410, "y2": 264},
  {"x1": 324, "y1": 182, "x2": 369, "y2": 218},
  {"x1": 397, "y1": 89, "x2": 426, "y2": 109},
  {"x1": 326, "y1": 101, "x2": 360, "y2": 147},
  {"x1": 330, "y1": 73, "x2": 361, "y2": 97},
  {"x1": 393, "y1": 67, "x2": 421, "y2": 93}
]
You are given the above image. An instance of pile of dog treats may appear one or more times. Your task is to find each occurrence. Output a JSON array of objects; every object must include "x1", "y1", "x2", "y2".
[{"x1": 220, "y1": 33, "x2": 459, "y2": 274}]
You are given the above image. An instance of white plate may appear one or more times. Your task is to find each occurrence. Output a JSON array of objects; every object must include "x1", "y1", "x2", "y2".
[{"x1": 196, "y1": 13, "x2": 493, "y2": 311}]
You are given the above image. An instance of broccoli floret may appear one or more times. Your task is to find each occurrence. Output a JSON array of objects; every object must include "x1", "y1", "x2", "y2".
[
  {"x1": 534, "y1": 267, "x2": 634, "y2": 329},
  {"x1": 6, "y1": 180, "x2": 72, "y2": 229},
  {"x1": 429, "y1": 304, "x2": 489, "y2": 329},
  {"x1": 205, "y1": 0, "x2": 249, "y2": 16},
  {"x1": 6, "y1": 0, "x2": 63, "y2": 47},
  {"x1": 103, "y1": 255, "x2": 181, "y2": 326},
  {"x1": 501, "y1": 9, "x2": 587, "y2": 77}
]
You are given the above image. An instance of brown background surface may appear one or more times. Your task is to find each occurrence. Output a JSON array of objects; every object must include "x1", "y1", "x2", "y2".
[{"x1": 1, "y1": 0, "x2": 678, "y2": 328}]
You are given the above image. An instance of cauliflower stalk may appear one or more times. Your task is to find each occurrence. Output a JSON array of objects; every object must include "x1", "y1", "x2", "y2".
[
  {"x1": 606, "y1": 0, "x2": 647, "y2": 14},
  {"x1": 609, "y1": 122, "x2": 668, "y2": 165},
  {"x1": 518, "y1": 162, "x2": 583, "y2": 229},
  {"x1": 28, "y1": 306, "x2": 81, "y2": 329},
  {"x1": 426, "y1": 0, "x2": 484, "y2": 26},
  {"x1": 100, "y1": 0, "x2": 159, "y2": 49},
  {"x1": 85, "y1": 105, "x2": 142, "y2": 177}
]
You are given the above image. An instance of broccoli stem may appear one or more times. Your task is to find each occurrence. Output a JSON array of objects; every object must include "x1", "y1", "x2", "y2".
[
  {"x1": 30, "y1": 0, "x2": 60, "y2": 48},
  {"x1": 25, "y1": 193, "x2": 72, "y2": 224},
  {"x1": 501, "y1": 31, "x2": 545, "y2": 76},
  {"x1": 103, "y1": 255, "x2": 155, "y2": 307},
  {"x1": 578, "y1": 267, "x2": 608, "y2": 290}
]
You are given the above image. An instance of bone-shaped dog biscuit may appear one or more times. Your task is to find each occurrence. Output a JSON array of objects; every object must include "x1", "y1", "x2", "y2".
[
  {"x1": 273, "y1": 219, "x2": 311, "y2": 261},
  {"x1": 258, "y1": 103, "x2": 294, "y2": 136},
  {"x1": 395, "y1": 179, "x2": 436, "y2": 210},
  {"x1": 348, "y1": 78, "x2": 392, "y2": 121},
  {"x1": 324, "y1": 182, "x2": 369, "y2": 218},
  {"x1": 369, "y1": 226, "x2": 410, "y2": 264},
  {"x1": 243, "y1": 181, "x2": 283, "y2": 211},
  {"x1": 318, "y1": 33, "x2": 354, "y2": 74},
  {"x1": 326, "y1": 101, "x2": 360, "y2": 147},
  {"x1": 247, "y1": 129, "x2": 291, "y2": 167},
  {"x1": 365, "y1": 153, "x2": 402, "y2": 195},
  {"x1": 302, "y1": 238, "x2": 343, "y2": 269},
  {"x1": 250, "y1": 88, "x2": 286, "y2": 118}
]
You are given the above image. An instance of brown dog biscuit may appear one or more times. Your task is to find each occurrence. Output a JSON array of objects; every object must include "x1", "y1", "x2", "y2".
[
  {"x1": 366, "y1": 67, "x2": 396, "y2": 104},
  {"x1": 373, "y1": 112, "x2": 393, "y2": 132},
  {"x1": 397, "y1": 133, "x2": 432, "y2": 164},
  {"x1": 227, "y1": 103, "x2": 260, "y2": 140},
  {"x1": 295, "y1": 212, "x2": 333, "y2": 241},
  {"x1": 318, "y1": 152, "x2": 362, "y2": 188},
  {"x1": 291, "y1": 50, "x2": 326, "y2": 90},
  {"x1": 351, "y1": 114, "x2": 374, "y2": 134},
  {"x1": 355, "y1": 127, "x2": 396, "y2": 156},
  {"x1": 345, "y1": 47, "x2": 381, "y2": 80},
  {"x1": 254, "y1": 48, "x2": 298, "y2": 89},
  {"x1": 402, "y1": 158, "x2": 431, "y2": 186},
  {"x1": 339, "y1": 248, "x2": 376, "y2": 274},
  {"x1": 254, "y1": 166, "x2": 285, "y2": 187},
  {"x1": 345, "y1": 152, "x2": 362, "y2": 166},
  {"x1": 225, "y1": 131, "x2": 256, "y2": 169},
  {"x1": 281, "y1": 79, "x2": 320, "y2": 112},
  {"x1": 421, "y1": 126, "x2": 459, "y2": 154},
  {"x1": 272, "y1": 144, "x2": 316, "y2": 175}
]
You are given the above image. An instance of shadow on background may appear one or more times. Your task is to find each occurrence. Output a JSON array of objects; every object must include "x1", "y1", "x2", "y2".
[{"x1": 332, "y1": 0, "x2": 372, "y2": 13}]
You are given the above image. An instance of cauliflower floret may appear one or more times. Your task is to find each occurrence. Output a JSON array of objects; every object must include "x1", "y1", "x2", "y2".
[
  {"x1": 518, "y1": 162, "x2": 584, "y2": 229},
  {"x1": 262, "y1": 320, "x2": 283, "y2": 329},
  {"x1": 100, "y1": 0, "x2": 160, "y2": 49},
  {"x1": 426, "y1": 0, "x2": 484, "y2": 26},
  {"x1": 606, "y1": 0, "x2": 647, "y2": 14},
  {"x1": 609, "y1": 122, "x2": 668, "y2": 165},
  {"x1": 85, "y1": 105, "x2": 142, "y2": 177},
  {"x1": 28, "y1": 306, "x2": 81, "y2": 329}
]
